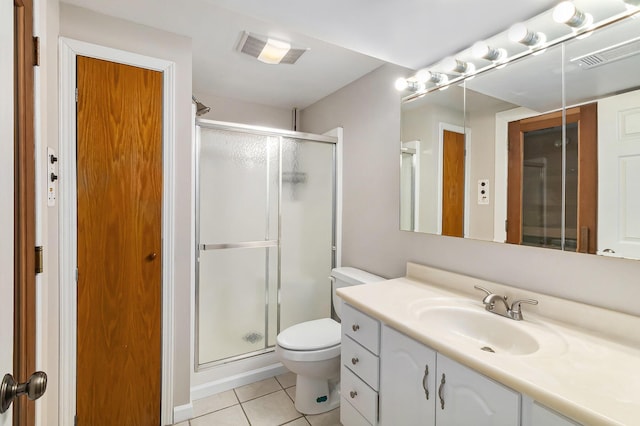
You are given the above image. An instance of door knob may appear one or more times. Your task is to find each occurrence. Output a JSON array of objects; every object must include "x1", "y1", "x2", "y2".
[
  {"x1": 0, "y1": 371, "x2": 47, "y2": 413},
  {"x1": 146, "y1": 252, "x2": 158, "y2": 261}
]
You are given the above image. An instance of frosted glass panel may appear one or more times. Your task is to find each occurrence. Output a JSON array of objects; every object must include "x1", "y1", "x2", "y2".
[
  {"x1": 279, "y1": 138, "x2": 334, "y2": 330},
  {"x1": 199, "y1": 129, "x2": 278, "y2": 243},
  {"x1": 198, "y1": 247, "x2": 276, "y2": 364}
]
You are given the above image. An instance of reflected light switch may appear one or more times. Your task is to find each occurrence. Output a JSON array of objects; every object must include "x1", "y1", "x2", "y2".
[{"x1": 478, "y1": 179, "x2": 490, "y2": 205}]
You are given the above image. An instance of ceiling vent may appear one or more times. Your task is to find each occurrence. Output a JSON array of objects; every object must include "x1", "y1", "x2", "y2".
[
  {"x1": 236, "y1": 31, "x2": 308, "y2": 65},
  {"x1": 572, "y1": 36, "x2": 640, "y2": 69}
]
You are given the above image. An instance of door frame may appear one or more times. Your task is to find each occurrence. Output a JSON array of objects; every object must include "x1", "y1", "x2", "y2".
[
  {"x1": 58, "y1": 37, "x2": 176, "y2": 425},
  {"x1": 437, "y1": 123, "x2": 471, "y2": 237}
]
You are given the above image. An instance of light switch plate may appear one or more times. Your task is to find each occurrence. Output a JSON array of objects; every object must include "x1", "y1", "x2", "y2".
[
  {"x1": 47, "y1": 147, "x2": 57, "y2": 207},
  {"x1": 478, "y1": 179, "x2": 489, "y2": 205}
]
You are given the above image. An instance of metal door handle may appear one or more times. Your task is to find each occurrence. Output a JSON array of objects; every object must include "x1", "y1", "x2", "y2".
[
  {"x1": 1, "y1": 371, "x2": 48, "y2": 413},
  {"x1": 438, "y1": 373, "x2": 445, "y2": 410},
  {"x1": 422, "y1": 364, "x2": 429, "y2": 400},
  {"x1": 351, "y1": 324, "x2": 359, "y2": 332},
  {"x1": 349, "y1": 390, "x2": 357, "y2": 398},
  {"x1": 351, "y1": 357, "x2": 359, "y2": 365}
]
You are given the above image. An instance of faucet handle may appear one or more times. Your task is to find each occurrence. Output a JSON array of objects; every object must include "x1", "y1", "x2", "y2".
[
  {"x1": 473, "y1": 285, "x2": 492, "y2": 296},
  {"x1": 509, "y1": 299, "x2": 538, "y2": 320}
]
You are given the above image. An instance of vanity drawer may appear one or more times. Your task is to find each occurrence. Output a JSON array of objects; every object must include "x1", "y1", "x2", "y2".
[
  {"x1": 342, "y1": 304, "x2": 380, "y2": 355},
  {"x1": 341, "y1": 366, "x2": 378, "y2": 425},
  {"x1": 342, "y1": 335, "x2": 379, "y2": 390},
  {"x1": 341, "y1": 396, "x2": 372, "y2": 426}
]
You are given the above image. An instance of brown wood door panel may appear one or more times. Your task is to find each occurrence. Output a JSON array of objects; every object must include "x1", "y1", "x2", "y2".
[
  {"x1": 14, "y1": 0, "x2": 36, "y2": 424},
  {"x1": 76, "y1": 56, "x2": 162, "y2": 425},
  {"x1": 442, "y1": 130, "x2": 465, "y2": 237}
]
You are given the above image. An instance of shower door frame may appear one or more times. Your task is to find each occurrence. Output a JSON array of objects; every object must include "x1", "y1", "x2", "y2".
[{"x1": 194, "y1": 119, "x2": 338, "y2": 370}]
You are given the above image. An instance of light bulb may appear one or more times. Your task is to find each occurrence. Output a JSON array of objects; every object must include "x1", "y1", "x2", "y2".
[
  {"x1": 553, "y1": 1, "x2": 577, "y2": 24},
  {"x1": 471, "y1": 41, "x2": 506, "y2": 62},
  {"x1": 553, "y1": 1, "x2": 592, "y2": 29},
  {"x1": 415, "y1": 69, "x2": 432, "y2": 83},
  {"x1": 508, "y1": 23, "x2": 545, "y2": 47},
  {"x1": 394, "y1": 78, "x2": 409, "y2": 91},
  {"x1": 442, "y1": 57, "x2": 475, "y2": 74}
]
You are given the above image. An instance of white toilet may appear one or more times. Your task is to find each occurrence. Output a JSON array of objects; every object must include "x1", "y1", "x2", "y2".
[{"x1": 275, "y1": 267, "x2": 383, "y2": 415}]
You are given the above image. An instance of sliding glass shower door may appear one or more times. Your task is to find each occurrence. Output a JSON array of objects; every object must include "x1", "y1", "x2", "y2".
[{"x1": 196, "y1": 123, "x2": 336, "y2": 368}]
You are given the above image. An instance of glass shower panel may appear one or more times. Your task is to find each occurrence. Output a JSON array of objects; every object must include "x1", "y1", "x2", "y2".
[
  {"x1": 198, "y1": 247, "x2": 277, "y2": 364},
  {"x1": 279, "y1": 138, "x2": 335, "y2": 331},
  {"x1": 198, "y1": 128, "x2": 278, "y2": 243},
  {"x1": 521, "y1": 123, "x2": 578, "y2": 249}
]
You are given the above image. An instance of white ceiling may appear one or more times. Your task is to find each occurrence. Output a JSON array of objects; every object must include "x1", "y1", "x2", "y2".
[{"x1": 62, "y1": 0, "x2": 559, "y2": 109}]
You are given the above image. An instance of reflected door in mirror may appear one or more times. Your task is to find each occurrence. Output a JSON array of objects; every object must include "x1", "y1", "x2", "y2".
[
  {"x1": 507, "y1": 104, "x2": 597, "y2": 253},
  {"x1": 442, "y1": 130, "x2": 465, "y2": 237}
]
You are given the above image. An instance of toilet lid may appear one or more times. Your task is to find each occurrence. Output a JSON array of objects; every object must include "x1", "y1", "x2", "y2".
[{"x1": 277, "y1": 318, "x2": 341, "y2": 351}]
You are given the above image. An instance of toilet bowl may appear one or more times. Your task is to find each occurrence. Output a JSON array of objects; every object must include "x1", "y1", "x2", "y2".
[{"x1": 275, "y1": 267, "x2": 383, "y2": 415}]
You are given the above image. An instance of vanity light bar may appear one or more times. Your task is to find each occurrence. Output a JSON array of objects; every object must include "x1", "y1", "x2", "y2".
[{"x1": 395, "y1": 3, "x2": 640, "y2": 97}]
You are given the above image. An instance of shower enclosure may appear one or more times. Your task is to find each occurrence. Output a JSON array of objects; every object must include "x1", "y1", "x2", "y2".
[{"x1": 195, "y1": 120, "x2": 337, "y2": 369}]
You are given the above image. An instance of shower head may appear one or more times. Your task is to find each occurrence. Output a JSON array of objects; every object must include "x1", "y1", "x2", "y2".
[{"x1": 192, "y1": 95, "x2": 211, "y2": 116}]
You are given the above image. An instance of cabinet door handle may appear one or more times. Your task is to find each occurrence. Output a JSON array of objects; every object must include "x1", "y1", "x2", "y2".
[
  {"x1": 350, "y1": 390, "x2": 357, "y2": 399},
  {"x1": 352, "y1": 324, "x2": 360, "y2": 332},
  {"x1": 438, "y1": 373, "x2": 446, "y2": 410},
  {"x1": 351, "y1": 357, "x2": 359, "y2": 365},
  {"x1": 422, "y1": 364, "x2": 429, "y2": 400}
]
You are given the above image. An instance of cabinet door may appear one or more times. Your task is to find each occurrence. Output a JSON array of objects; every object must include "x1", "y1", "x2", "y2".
[
  {"x1": 522, "y1": 397, "x2": 581, "y2": 426},
  {"x1": 435, "y1": 355, "x2": 520, "y2": 426},
  {"x1": 379, "y1": 326, "x2": 436, "y2": 426}
]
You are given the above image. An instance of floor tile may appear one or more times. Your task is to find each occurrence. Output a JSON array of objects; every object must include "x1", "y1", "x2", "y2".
[
  {"x1": 285, "y1": 385, "x2": 296, "y2": 402},
  {"x1": 190, "y1": 404, "x2": 249, "y2": 426},
  {"x1": 242, "y1": 390, "x2": 302, "y2": 426},
  {"x1": 306, "y1": 407, "x2": 341, "y2": 426},
  {"x1": 192, "y1": 389, "x2": 238, "y2": 417},
  {"x1": 275, "y1": 371, "x2": 297, "y2": 389},
  {"x1": 284, "y1": 418, "x2": 311, "y2": 426},
  {"x1": 235, "y1": 377, "x2": 282, "y2": 403}
]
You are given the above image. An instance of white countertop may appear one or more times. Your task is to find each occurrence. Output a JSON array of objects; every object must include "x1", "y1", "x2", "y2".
[{"x1": 336, "y1": 263, "x2": 640, "y2": 426}]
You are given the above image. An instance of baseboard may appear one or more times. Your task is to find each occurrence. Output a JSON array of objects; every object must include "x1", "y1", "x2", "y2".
[
  {"x1": 173, "y1": 402, "x2": 194, "y2": 424},
  {"x1": 191, "y1": 362, "x2": 289, "y2": 401}
]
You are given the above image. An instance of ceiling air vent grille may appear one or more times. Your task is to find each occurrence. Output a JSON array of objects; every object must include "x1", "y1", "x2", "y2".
[
  {"x1": 572, "y1": 36, "x2": 640, "y2": 69},
  {"x1": 236, "y1": 31, "x2": 308, "y2": 64}
]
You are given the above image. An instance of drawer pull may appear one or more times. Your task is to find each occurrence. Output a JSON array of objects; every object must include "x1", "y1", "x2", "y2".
[
  {"x1": 351, "y1": 357, "x2": 359, "y2": 365},
  {"x1": 438, "y1": 373, "x2": 446, "y2": 410},
  {"x1": 422, "y1": 364, "x2": 429, "y2": 400},
  {"x1": 352, "y1": 324, "x2": 360, "y2": 332},
  {"x1": 350, "y1": 390, "x2": 357, "y2": 399}
]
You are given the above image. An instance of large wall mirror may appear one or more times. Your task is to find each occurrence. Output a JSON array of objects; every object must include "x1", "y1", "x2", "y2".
[{"x1": 399, "y1": 1, "x2": 640, "y2": 260}]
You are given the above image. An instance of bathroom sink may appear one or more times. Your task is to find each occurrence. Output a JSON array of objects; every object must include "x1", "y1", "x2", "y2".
[
  {"x1": 409, "y1": 300, "x2": 567, "y2": 356},
  {"x1": 417, "y1": 305, "x2": 539, "y2": 355}
]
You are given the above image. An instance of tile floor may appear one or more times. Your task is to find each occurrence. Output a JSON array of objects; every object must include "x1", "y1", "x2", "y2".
[{"x1": 174, "y1": 372, "x2": 342, "y2": 426}]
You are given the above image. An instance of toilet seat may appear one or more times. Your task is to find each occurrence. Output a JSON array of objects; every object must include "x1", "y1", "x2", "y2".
[{"x1": 276, "y1": 318, "x2": 341, "y2": 351}]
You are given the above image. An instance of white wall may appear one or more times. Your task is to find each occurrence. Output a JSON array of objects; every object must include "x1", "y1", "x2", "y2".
[
  {"x1": 300, "y1": 63, "x2": 640, "y2": 317},
  {"x1": 57, "y1": 2, "x2": 193, "y2": 410},
  {"x1": 194, "y1": 92, "x2": 293, "y2": 129}
]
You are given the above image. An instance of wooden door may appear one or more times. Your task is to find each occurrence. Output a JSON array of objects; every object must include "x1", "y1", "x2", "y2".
[
  {"x1": 442, "y1": 130, "x2": 465, "y2": 237},
  {"x1": 507, "y1": 105, "x2": 597, "y2": 253},
  {"x1": 13, "y1": 0, "x2": 38, "y2": 424},
  {"x1": 76, "y1": 56, "x2": 163, "y2": 425}
]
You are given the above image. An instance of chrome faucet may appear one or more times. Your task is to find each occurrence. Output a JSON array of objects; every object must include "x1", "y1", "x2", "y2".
[{"x1": 474, "y1": 285, "x2": 538, "y2": 321}]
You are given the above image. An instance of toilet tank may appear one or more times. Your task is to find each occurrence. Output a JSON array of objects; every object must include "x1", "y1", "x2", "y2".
[{"x1": 331, "y1": 267, "x2": 383, "y2": 319}]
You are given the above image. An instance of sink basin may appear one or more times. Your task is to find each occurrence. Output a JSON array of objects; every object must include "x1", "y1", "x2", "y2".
[
  {"x1": 417, "y1": 305, "x2": 539, "y2": 355},
  {"x1": 409, "y1": 299, "x2": 567, "y2": 357}
]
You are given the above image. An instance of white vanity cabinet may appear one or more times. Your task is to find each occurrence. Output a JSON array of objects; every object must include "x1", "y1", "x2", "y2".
[
  {"x1": 341, "y1": 304, "x2": 381, "y2": 425},
  {"x1": 379, "y1": 325, "x2": 436, "y2": 425},
  {"x1": 378, "y1": 326, "x2": 520, "y2": 426},
  {"x1": 522, "y1": 397, "x2": 581, "y2": 426}
]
